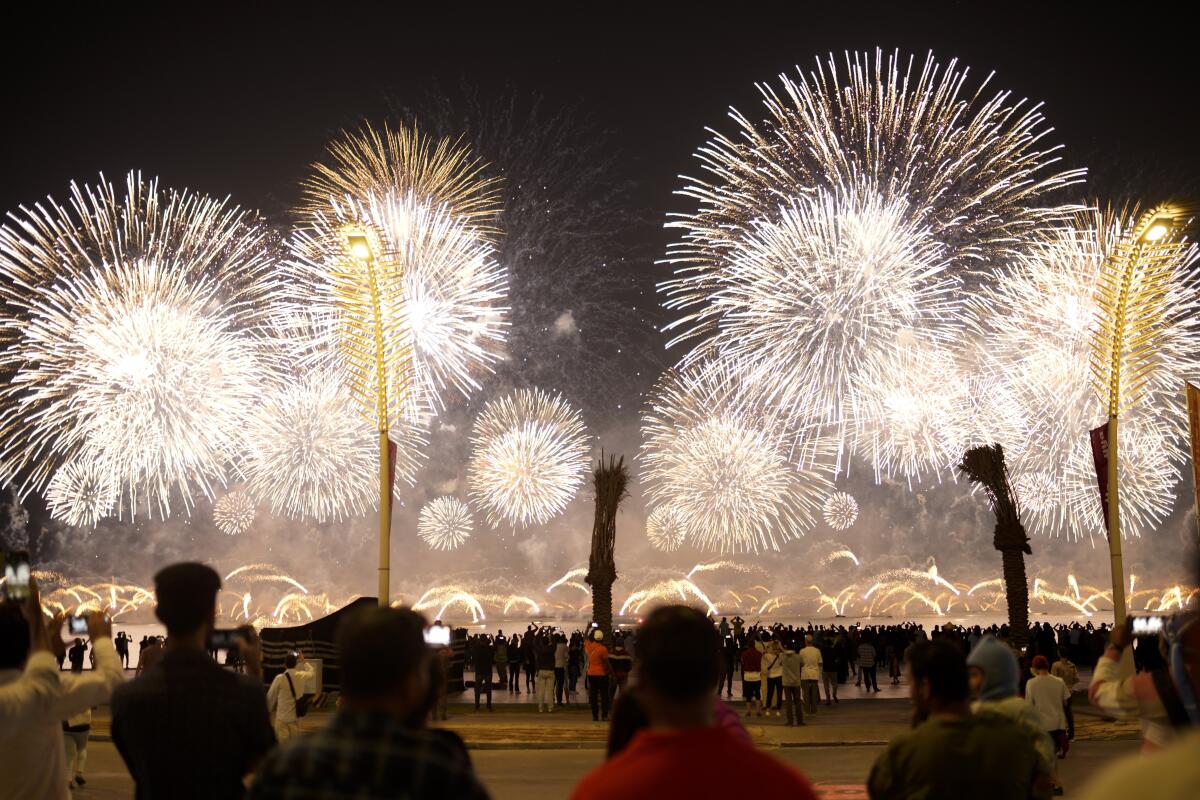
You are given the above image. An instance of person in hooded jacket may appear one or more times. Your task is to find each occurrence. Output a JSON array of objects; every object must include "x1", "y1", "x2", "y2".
[{"x1": 968, "y1": 635, "x2": 1056, "y2": 795}]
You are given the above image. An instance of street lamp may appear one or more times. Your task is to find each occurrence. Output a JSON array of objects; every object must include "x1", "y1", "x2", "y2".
[
  {"x1": 1091, "y1": 204, "x2": 1183, "y2": 628},
  {"x1": 344, "y1": 227, "x2": 398, "y2": 608}
]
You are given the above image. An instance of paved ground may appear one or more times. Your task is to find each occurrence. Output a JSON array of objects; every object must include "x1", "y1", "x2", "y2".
[{"x1": 71, "y1": 690, "x2": 1138, "y2": 799}]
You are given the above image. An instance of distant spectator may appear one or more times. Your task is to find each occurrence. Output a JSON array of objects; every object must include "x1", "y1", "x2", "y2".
[
  {"x1": 249, "y1": 606, "x2": 489, "y2": 800},
  {"x1": 779, "y1": 637, "x2": 805, "y2": 726},
  {"x1": 584, "y1": 629, "x2": 611, "y2": 722},
  {"x1": 799, "y1": 634, "x2": 823, "y2": 715},
  {"x1": 571, "y1": 605, "x2": 816, "y2": 800},
  {"x1": 868, "y1": 639, "x2": 1047, "y2": 800},
  {"x1": 740, "y1": 637, "x2": 764, "y2": 717},
  {"x1": 267, "y1": 650, "x2": 314, "y2": 743},
  {"x1": 1025, "y1": 655, "x2": 1071, "y2": 793},
  {"x1": 1050, "y1": 650, "x2": 1078, "y2": 739},
  {"x1": 111, "y1": 562, "x2": 275, "y2": 799}
]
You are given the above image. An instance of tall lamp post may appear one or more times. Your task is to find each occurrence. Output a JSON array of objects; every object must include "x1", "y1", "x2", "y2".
[
  {"x1": 344, "y1": 229, "x2": 401, "y2": 608},
  {"x1": 1092, "y1": 205, "x2": 1181, "y2": 627}
]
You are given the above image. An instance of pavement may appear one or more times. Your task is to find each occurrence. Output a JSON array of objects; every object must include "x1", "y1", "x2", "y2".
[{"x1": 70, "y1": 684, "x2": 1141, "y2": 799}]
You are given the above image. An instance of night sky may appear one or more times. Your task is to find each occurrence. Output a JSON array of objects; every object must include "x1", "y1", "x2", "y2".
[
  {"x1": 3, "y1": 4, "x2": 1198, "y2": 586},
  {"x1": 4, "y1": 5, "x2": 1197, "y2": 236}
]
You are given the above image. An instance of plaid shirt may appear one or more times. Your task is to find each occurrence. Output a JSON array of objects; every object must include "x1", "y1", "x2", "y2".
[{"x1": 249, "y1": 710, "x2": 489, "y2": 800}]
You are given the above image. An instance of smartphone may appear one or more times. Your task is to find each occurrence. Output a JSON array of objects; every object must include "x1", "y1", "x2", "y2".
[
  {"x1": 1130, "y1": 615, "x2": 1165, "y2": 636},
  {"x1": 208, "y1": 628, "x2": 244, "y2": 650},
  {"x1": 424, "y1": 626, "x2": 450, "y2": 647},
  {"x1": 3, "y1": 551, "x2": 31, "y2": 601},
  {"x1": 67, "y1": 615, "x2": 89, "y2": 635}
]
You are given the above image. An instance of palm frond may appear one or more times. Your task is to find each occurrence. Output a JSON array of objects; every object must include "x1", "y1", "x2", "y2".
[{"x1": 1091, "y1": 203, "x2": 1195, "y2": 415}]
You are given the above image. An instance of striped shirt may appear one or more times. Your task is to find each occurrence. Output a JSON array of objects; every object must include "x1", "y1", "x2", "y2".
[
  {"x1": 249, "y1": 710, "x2": 488, "y2": 799},
  {"x1": 857, "y1": 643, "x2": 877, "y2": 668}
]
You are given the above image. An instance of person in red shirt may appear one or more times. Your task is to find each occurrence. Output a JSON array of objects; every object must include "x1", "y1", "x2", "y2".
[
  {"x1": 570, "y1": 606, "x2": 817, "y2": 800},
  {"x1": 584, "y1": 628, "x2": 611, "y2": 721},
  {"x1": 740, "y1": 639, "x2": 764, "y2": 717}
]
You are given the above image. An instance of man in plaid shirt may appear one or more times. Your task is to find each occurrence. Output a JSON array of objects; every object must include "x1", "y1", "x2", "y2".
[{"x1": 249, "y1": 606, "x2": 488, "y2": 800}]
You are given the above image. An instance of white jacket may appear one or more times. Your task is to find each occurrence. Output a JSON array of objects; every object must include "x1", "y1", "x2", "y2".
[
  {"x1": 0, "y1": 638, "x2": 124, "y2": 800},
  {"x1": 267, "y1": 664, "x2": 315, "y2": 725}
]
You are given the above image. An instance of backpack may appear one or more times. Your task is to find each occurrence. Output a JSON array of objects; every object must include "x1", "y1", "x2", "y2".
[{"x1": 284, "y1": 672, "x2": 310, "y2": 718}]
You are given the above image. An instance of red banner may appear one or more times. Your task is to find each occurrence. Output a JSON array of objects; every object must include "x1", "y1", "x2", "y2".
[
  {"x1": 386, "y1": 437, "x2": 398, "y2": 517},
  {"x1": 1090, "y1": 422, "x2": 1110, "y2": 532}
]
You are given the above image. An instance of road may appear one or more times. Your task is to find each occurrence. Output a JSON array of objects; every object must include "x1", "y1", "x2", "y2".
[{"x1": 64, "y1": 694, "x2": 1139, "y2": 799}]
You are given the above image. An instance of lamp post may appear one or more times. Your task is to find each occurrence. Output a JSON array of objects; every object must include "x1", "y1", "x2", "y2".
[
  {"x1": 345, "y1": 230, "x2": 394, "y2": 608},
  {"x1": 1093, "y1": 205, "x2": 1179, "y2": 628}
]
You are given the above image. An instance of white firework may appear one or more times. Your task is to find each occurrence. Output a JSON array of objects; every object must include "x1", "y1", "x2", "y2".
[
  {"x1": 645, "y1": 505, "x2": 687, "y2": 552},
  {"x1": 822, "y1": 492, "x2": 859, "y2": 530},
  {"x1": 213, "y1": 489, "x2": 256, "y2": 536},
  {"x1": 418, "y1": 497, "x2": 474, "y2": 551},
  {"x1": 281, "y1": 191, "x2": 507, "y2": 411},
  {"x1": 849, "y1": 345, "x2": 968, "y2": 482},
  {"x1": 0, "y1": 173, "x2": 274, "y2": 517},
  {"x1": 640, "y1": 361, "x2": 832, "y2": 554},
  {"x1": 45, "y1": 458, "x2": 117, "y2": 527},
  {"x1": 666, "y1": 49, "x2": 1082, "y2": 303},
  {"x1": 468, "y1": 388, "x2": 591, "y2": 528},
  {"x1": 972, "y1": 208, "x2": 1199, "y2": 540},
  {"x1": 241, "y1": 372, "x2": 428, "y2": 522},
  {"x1": 666, "y1": 182, "x2": 961, "y2": 432}
]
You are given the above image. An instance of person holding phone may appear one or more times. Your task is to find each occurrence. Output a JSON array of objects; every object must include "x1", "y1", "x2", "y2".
[
  {"x1": 267, "y1": 651, "x2": 314, "y2": 742},
  {"x1": 111, "y1": 562, "x2": 275, "y2": 799},
  {"x1": 1, "y1": 575, "x2": 124, "y2": 799}
]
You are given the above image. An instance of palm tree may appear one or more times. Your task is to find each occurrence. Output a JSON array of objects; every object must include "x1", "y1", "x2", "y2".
[
  {"x1": 958, "y1": 443, "x2": 1031, "y2": 646},
  {"x1": 586, "y1": 453, "x2": 628, "y2": 640}
]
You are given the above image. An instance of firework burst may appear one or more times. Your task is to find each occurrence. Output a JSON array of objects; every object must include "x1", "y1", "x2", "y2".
[
  {"x1": 641, "y1": 361, "x2": 832, "y2": 553},
  {"x1": 0, "y1": 172, "x2": 274, "y2": 516},
  {"x1": 665, "y1": 49, "x2": 1082, "y2": 307},
  {"x1": 418, "y1": 497, "x2": 474, "y2": 551},
  {"x1": 666, "y1": 182, "x2": 960, "y2": 432},
  {"x1": 213, "y1": 489, "x2": 256, "y2": 536},
  {"x1": 645, "y1": 505, "x2": 687, "y2": 552},
  {"x1": 468, "y1": 388, "x2": 591, "y2": 528},
  {"x1": 660, "y1": 49, "x2": 1082, "y2": 477},
  {"x1": 822, "y1": 492, "x2": 859, "y2": 530},
  {"x1": 241, "y1": 372, "x2": 427, "y2": 522},
  {"x1": 301, "y1": 121, "x2": 500, "y2": 229},
  {"x1": 280, "y1": 191, "x2": 508, "y2": 411},
  {"x1": 971, "y1": 208, "x2": 1199, "y2": 540},
  {"x1": 45, "y1": 457, "x2": 117, "y2": 527}
]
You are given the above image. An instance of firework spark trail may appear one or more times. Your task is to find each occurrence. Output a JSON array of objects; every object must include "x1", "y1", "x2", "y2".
[
  {"x1": 685, "y1": 561, "x2": 762, "y2": 580},
  {"x1": 641, "y1": 361, "x2": 832, "y2": 553},
  {"x1": 301, "y1": 122, "x2": 500, "y2": 230},
  {"x1": 468, "y1": 388, "x2": 591, "y2": 528},
  {"x1": 241, "y1": 371, "x2": 425, "y2": 522},
  {"x1": 546, "y1": 567, "x2": 588, "y2": 593},
  {"x1": 822, "y1": 493, "x2": 860, "y2": 531},
  {"x1": 645, "y1": 505, "x2": 687, "y2": 552},
  {"x1": 819, "y1": 548, "x2": 860, "y2": 568},
  {"x1": 45, "y1": 456, "x2": 117, "y2": 527},
  {"x1": 418, "y1": 497, "x2": 474, "y2": 551},
  {"x1": 970, "y1": 208, "x2": 1199, "y2": 540},
  {"x1": 0, "y1": 172, "x2": 276, "y2": 517},
  {"x1": 619, "y1": 579, "x2": 717, "y2": 616},
  {"x1": 213, "y1": 489, "x2": 256, "y2": 536}
]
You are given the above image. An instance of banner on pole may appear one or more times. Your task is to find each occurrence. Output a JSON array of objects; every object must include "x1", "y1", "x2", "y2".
[
  {"x1": 386, "y1": 437, "x2": 398, "y2": 517},
  {"x1": 1090, "y1": 422, "x2": 1110, "y2": 531}
]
